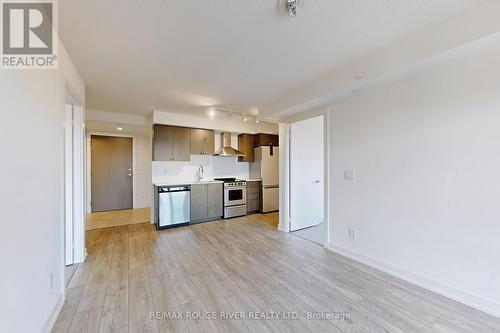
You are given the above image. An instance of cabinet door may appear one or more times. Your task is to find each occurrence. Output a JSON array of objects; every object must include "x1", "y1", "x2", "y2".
[
  {"x1": 190, "y1": 184, "x2": 207, "y2": 221},
  {"x1": 246, "y1": 181, "x2": 261, "y2": 212},
  {"x1": 190, "y1": 129, "x2": 204, "y2": 155},
  {"x1": 247, "y1": 199, "x2": 259, "y2": 213},
  {"x1": 202, "y1": 130, "x2": 215, "y2": 155},
  {"x1": 254, "y1": 133, "x2": 279, "y2": 147},
  {"x1": 238, "y1": 134, "x2": 254, "y2": 162},
  {"x1": 153, "y1": 125, "x2": 174, "y2": 161},
  {"x1": 207, "y1": 183, "x2": 223, "y2": 219},
  {"x1": 173, "y1": 127, "x2": 191, "y2": 161}
]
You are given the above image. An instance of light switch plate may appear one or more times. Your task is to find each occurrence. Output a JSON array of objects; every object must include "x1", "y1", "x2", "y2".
[
  {"x1": 49, "y1": 273, "x2": 54, "y2": 290},
  {"x1": 344, "y1": 170, "x2": 356, "y2": 181},
  {"x1": 348, "y1": 228, "x2": 357, "y2": 240}
]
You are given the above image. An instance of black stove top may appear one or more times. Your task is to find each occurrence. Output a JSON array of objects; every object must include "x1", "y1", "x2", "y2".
[{"x1": 214, "y1": 177, "x2": 246, "y2": 183}]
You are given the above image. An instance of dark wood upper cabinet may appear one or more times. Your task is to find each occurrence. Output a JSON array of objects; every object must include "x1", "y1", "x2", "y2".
[
  {"x1": 238, "y1": 134, "x2": 255, "y2": 162},
  {"x1": 203, "y1": 130, "x2": 215, "y2": 155},
  {"x1": 153, "y1": 125, "x2": 174, "y2": 161},
  {"x1": 173, "y1": 127, "x2": 191, "y2": 161},
  {"x1": 190, "y1": 129, "x2": 203, "y2": 155},
  {"x1": 254, "y1": 133, "x2": 279, "y2": 147},
  {"x1": 153, "y1": 124, "x2": 191, "y2": 161},
  {"x1": 190, "y1": 128, "x2": 215, "y2": 155}
]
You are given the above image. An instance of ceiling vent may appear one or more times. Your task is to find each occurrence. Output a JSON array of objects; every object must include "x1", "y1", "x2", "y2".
[{"x1": 279, "y1": 0, "x2": 306, "y2": 17}]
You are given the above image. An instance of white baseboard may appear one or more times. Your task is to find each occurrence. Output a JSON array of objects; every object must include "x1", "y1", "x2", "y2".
[
  {"x1": 43, "y1": 293, "x2": 64, "y2": 333},
  {"x1": 325, "y1": 243, "x2": 500, "y2": 319}
]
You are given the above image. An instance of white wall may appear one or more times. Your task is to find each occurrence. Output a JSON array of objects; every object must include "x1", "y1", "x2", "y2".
[
  {"x1": 134, "y1": 135, "x2": 153, "y2": 208},
  {"x1": 153, "y1": 155, "x2": 249, "y2": 184},
  {"x1": 0, "y1": 42, "x2": 85, "y2": 332},
  {"x1": 328, "y1": 40, "x2": 500, "y2": 316},
  {"x1": 0, "y1": 71, "x2": 63, "y2": 333}
]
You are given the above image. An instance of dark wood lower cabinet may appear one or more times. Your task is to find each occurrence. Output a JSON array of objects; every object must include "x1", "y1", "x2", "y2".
[
  {"x1": 191, "y1": 183, "x2": 223, "y2": 223},
  {"x1": 247, "y1": 181, "x2": 261, "y2": 214},
  {"x1": 207, "y1": 183, "x2": 223, "y2": 218},
  {"x1": 190, "y1": 184, "x2": 208, "y2": 221}
]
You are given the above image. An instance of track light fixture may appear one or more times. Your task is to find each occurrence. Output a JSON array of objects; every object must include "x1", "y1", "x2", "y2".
[{"x1": 207, "y1": 107, "x2": 258, "y2": 123}]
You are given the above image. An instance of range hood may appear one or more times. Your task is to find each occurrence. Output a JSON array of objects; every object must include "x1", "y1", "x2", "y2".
[{"x1": 214, "y1": 132, "x2": 245, "y2": 157}]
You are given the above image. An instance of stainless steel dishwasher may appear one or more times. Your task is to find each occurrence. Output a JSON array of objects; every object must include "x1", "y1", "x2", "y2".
[{"x1": 158, "y1": 185, "x2": 191, "y2": 229}]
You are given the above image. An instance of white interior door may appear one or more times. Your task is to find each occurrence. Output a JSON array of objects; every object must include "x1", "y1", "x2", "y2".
[{"x1": 290, "y1": 115, "x2": 324, "y2": 231}]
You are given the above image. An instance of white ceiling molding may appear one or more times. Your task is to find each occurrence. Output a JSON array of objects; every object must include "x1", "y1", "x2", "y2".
[
  {"x1": 260, "y1": 0, "x2": 500, "y2": 120},
  {"x1": 85, "y1": 109, "x2": 153, "y2": 135},
  {"x1": 86, "y1": 109, "x2": 151, "y2": 126}
]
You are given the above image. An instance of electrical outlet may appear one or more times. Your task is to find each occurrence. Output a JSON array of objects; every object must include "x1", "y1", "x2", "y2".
[
  {"x1": 344, "y1": 170, "x2": 356, "y2": 181},
  {"x1": 49, "y1": 273, "x2": 54, "y2": 290},
  {"x1": 348, "y1": 228, "x2": 357, "y2": 240}
]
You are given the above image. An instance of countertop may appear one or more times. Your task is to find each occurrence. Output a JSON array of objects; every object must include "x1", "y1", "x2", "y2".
[
  {"x1": 153, "y1": 180, "x2": 224, "y2": 187},
  {"x1": 153, "y1": 178, "x2": 261, "y2": 187}
]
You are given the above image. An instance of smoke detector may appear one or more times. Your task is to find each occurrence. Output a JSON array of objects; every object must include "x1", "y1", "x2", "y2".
[{"x1": 279, "y1": 0, "x2": 306, "y2": 17}]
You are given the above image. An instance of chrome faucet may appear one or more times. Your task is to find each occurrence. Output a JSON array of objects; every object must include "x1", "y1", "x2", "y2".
[{"x1": 198, "y1": 165, "x2": 204, "y2": 181}]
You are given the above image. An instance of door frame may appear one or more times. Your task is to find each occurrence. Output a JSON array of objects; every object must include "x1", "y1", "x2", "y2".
[
  {"x1": 86, "y1": 132, "x2": 136, "y2": 214},
  {"x1": 289, "y1": 114, "x2": 326, "y2": 233},
  {"x1": 279, "y1": 110, "x2": 331, "y2": 246},
  {"x1": 64, "y1": 103, "x2": 86, "y2": 265}
]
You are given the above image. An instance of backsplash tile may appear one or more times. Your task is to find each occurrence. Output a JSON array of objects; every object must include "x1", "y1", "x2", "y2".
[{"x1": 152, "y1": 155, "x2": 249, "y2": 183}]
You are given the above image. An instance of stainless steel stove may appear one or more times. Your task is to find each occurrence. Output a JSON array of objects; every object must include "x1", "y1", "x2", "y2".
[{"x1": 214, "y1": 178, "x2": 247, "y2": 218}]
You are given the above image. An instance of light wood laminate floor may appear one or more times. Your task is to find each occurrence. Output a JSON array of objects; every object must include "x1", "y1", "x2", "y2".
[
  {"x1": 86, "y1": 208, "x2": 151, "y2": 230},
  {"x1": 292, "y1": 222, "x2": 324, "y2": 245},
  {"x1": 54, "y1": 212, "x2": 500, "y2": 333}
]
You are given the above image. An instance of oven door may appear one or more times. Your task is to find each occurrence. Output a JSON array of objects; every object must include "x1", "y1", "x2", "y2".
[{"x1": 224, "y1": 186, "x2": 246, "y2": 206}]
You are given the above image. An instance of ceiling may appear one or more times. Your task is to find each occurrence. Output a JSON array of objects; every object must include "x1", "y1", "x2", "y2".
[{"x1": 60, "y1": 0, "x2": 484, "y2": 117}]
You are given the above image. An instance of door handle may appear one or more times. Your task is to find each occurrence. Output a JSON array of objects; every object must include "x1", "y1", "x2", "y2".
[{"x1": 313, "y1": 180, "x2": 320, "y2": 183}]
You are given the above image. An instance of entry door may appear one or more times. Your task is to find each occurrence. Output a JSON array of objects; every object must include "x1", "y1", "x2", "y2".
[
  {"x1": 290, "y1": 116, "x2": 324, "y2": 231},
  {"x1": 91, "y1": 136, "x2": 133, "y2": 212}
]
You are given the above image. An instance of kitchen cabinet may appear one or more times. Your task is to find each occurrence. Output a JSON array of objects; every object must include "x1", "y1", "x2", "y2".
[
  {"x1": 153, "y1": 125, "x2": 191, "y2": 161},
  {"x1": 246, "y1": 180, "x2": 261, "y2": 214},
  {"x1": 207, "y1": 183, "x2": 223, "y2": 218},
  {"x1": 254, "y1": 133, "x2": 279, "y2": 147},
  {"x1": 190, "y1": 129, "x2": 215, "y2": 155},
  {"x1": 190, "y1": 184, "x2": 208, "y2": 221},
  {"x1": 238, "y1": 134, "x2": 255, "y2": 162},
  {"x1": 173, "y1": 127, "x2": 191, "y2": 161},
  {"x1": 190, "y1": 183, "x2": 223, "y2": 222}
]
